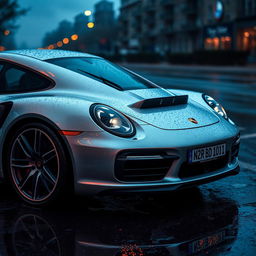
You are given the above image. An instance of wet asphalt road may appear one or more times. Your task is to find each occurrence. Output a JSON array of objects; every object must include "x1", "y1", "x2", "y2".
[{"x1": 0, "y1": 67, "x2": 255, "y2": 256}]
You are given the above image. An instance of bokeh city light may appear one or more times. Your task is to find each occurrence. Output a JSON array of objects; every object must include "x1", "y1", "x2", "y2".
[{"x1": 87, "y1": 22, "x2": 95, "y2": 29}]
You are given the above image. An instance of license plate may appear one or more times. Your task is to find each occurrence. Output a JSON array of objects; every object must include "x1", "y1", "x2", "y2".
[
  {"x1": 189, "y1": 144, "x2": 226, "y2": 163},
  {"x1": 188, "y1": 230, "x2": 226, "y2": 254}
]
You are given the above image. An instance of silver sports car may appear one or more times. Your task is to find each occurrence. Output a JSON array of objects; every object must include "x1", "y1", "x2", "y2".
[{"x1": 0, "y1": 49, "x2": 240, "y2": 206}]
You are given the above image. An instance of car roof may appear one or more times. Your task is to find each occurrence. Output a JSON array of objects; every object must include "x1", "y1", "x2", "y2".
[{"x1": 3, "y1": 49, "x2": 99, "y2": 61}]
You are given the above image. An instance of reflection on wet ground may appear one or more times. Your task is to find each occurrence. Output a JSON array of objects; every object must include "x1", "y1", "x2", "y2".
[{"x1": 0, "y1": 185, "x2": 239, "y2": 256}]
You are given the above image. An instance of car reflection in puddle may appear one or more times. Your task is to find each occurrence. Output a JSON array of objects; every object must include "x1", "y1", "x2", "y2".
[{"x1": 1, "y1": 188, "x2": 238, "y2": 256}]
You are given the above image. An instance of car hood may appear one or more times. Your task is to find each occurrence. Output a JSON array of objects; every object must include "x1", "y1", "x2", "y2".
[
  {"x1": 120, "y1": 88, "x2": 219, "y2": 130},
  {"x1": 59, "y1": 84, "x2": 219, "y2": 130}
]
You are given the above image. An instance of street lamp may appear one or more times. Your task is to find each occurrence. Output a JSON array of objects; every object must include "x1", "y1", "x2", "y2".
[
  {"x1": 57, "y1": 41, "x2": 63, "y2": 47},
  {"x1": 84, "y1": 10, "x2": 92, "y2": 16},
  {"x1": 87, "y1": 22, "x2": 95, "y2": 29},
  {"x1": 71, "y1": 34, "x2": 78, "y2": 41},
  {"x1": 63, "y1": 38, "x2": 69, "y2": 44}
]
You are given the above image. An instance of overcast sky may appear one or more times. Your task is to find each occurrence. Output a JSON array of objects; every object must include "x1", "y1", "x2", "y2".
[{"x1": 16, "y1": 0, "x2": 120, "y2": 48}]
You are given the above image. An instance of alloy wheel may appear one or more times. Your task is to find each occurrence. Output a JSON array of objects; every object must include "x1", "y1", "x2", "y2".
[{"x1": 10, "y1": 128, "x2": 60, "y2": 202}]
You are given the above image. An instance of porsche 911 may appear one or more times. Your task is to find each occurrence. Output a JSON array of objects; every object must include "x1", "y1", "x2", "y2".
[{"x1": 0, "y1": 50, "x2": 240, "y2": 206}]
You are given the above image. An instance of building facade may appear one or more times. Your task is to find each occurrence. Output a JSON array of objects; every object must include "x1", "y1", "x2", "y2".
[
  {"x1": 118, "y1": 0, "x2": 256, "y2": 58},
  {"x1": 93, "y1": 0, "x2": 116, "y2": 55},
  {"x1": 94, "y1": 0, "x2": 115, "y2": 27}
]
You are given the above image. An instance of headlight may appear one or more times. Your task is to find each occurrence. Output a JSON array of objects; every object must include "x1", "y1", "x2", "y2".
[
  {"x1": 203, "y1": 94, "x2": 228, "y2": 119},
  {"x1": 90, "y1": 104, "x2": 135, "y2": 137}
]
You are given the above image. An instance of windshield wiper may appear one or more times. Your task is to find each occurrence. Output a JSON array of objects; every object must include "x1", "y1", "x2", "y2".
[{"x1": 77, "y1": 69, "x2": 123, "y2": 90}]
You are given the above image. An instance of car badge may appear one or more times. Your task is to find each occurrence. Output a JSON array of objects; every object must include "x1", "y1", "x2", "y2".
[{"x1": 188, "y1": 118, "x2": 198, "y2": 124}]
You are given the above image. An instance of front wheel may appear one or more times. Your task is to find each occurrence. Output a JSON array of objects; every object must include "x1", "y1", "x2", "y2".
[{"x1": 6, "y1": 122, "x2": 71, "y2": 206}]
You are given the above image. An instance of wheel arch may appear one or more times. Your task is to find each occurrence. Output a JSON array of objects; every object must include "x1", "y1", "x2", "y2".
[{"x1": 1, "y1": 114, "x2": 75, "y2": 185}]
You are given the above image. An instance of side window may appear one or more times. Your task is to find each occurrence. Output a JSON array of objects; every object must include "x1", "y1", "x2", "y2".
[
  {"x1": 5, "y1": 68, "x2": 26, "y2": 90},
  {"x1": 0, "y1": 63, "x2": 6, "y2": 90},
  {"x1": 0, "y1": 64, "x2": 51, "y2": 93}
]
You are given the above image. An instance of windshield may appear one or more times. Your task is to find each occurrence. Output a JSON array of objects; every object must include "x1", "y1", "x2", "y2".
[{"x1": 46, "y1": 57, "x2": 157, "y2": 90}]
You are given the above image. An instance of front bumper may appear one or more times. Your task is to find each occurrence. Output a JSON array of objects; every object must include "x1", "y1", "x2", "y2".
[
  {"x1": 76, "y1": 162, "x2": 239, "y2": 195},
  {"x1": 65, "y1": 120, "x2": 240, "y2": 195}
]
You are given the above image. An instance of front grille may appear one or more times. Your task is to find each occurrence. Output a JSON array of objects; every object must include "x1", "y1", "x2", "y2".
[
  {"x1": 178, "y1": 154, "x2": 229, "y2": 179},
  {"x1": 115, "y1": 151, "x2": 178, "y2": 182}
]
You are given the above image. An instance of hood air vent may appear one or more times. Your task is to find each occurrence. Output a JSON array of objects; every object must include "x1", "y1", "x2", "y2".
[{"x1": 130, "y1": 95, "x2": 188, "y2": 109}]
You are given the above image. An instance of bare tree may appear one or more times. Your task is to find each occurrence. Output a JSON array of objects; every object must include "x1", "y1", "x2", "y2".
[{"x1": 0, "y1": 0, "x2": 27, "y2": 44}]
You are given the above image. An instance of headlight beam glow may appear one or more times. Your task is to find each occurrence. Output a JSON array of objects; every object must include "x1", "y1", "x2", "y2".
[
  {"x1": 203, "y1": 94, "x2": 228, "y2": 120},
  {"x1": 90, "y1": 104, "x2": 135, "y2": 137}
]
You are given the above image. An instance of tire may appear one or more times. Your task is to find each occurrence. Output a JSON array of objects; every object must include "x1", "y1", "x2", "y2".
[{"x1": 5, "y1": 122, "x2": 72, "y2": 206}]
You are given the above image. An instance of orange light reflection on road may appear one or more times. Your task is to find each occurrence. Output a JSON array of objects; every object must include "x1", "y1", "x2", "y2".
[{"x1": 121, "y1": 244, "x2": 144, "y2": 256}]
